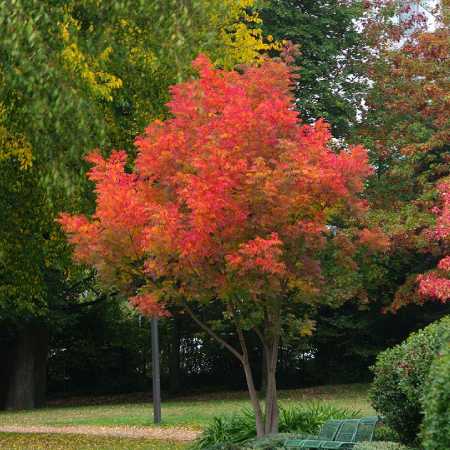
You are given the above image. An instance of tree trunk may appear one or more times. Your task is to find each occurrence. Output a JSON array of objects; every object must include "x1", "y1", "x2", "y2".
[
  {"x1": 242, "y1": 351, "x2": 265, "y2": 437},
  {"x1": 0, "y1": 335, "x2": 13, "y2": 409},
  {"x1": 5, "y1": 323, "x2": 49, "y2": 410},
  {"x1": 183, "y1": 302, "x2": 266, "y2": 437},
  {"x1": 258, "y1": 305, "x2": 281, "y2": 435},
  {"x1": 233, "y1": 313, "x2": 265, "y2": 438},
  {"x1": 264, "y1": 334, "x2": 280, "y2": 434}
]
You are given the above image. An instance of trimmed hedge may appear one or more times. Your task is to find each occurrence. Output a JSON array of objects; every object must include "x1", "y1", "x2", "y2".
[
  {"x1": 369, "y1": 315, "x2": 450, "y2": 446},
  {"x1": 421, "y1": 341, "x2": 450, "y2": 450}
]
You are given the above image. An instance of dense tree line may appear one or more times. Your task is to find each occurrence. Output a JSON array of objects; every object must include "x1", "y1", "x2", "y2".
[{"x1": 0, "y1": 0, "x2": 448, "y2": 411}]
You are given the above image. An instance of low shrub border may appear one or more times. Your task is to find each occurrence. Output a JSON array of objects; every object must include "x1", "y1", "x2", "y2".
[
  {"x1": 369, "y1": 315, "x2": 450, "y2": 446},
  {"x1": 421, "y1": 341, "x2": 450, "y2": 450}
]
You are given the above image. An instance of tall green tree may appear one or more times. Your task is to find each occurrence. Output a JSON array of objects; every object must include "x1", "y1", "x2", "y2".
[
  {"x1": 0, "y1": 0, "x2": 276, "y2": 409},
  {"x1": 259, "y1": 0, "x2": 368, "y2": 137}
]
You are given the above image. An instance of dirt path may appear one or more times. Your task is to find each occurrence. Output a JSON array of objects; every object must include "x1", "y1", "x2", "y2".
[{"x1": 0, "y1": 425, "x2": 200, "y2": 441}]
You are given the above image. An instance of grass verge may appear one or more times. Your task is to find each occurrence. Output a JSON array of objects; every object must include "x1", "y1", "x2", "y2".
[{"x1": 0, "y1": 432, "x2": 187, "y2": 449}]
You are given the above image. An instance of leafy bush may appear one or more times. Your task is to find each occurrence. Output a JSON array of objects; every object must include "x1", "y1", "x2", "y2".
[
  {"x1": 278, "y1": 403, "x2": 360, "y2": 434},
  {"x1": 373, "y1": 424, "x2": 400, "y2": 442},
  {"x1": 369, "y1": 315, "x2": 450, "y2": 446},
  {"x1": 421, "y1": 341, "x2": 450, "y2": 450},
  {"x1": 244, "y1": 433, "x2": 298, "y2": 449},
  {"x1": 193, "y1": 409, "x2": 257, "y2": 449},
  {"x1": 195, "y1": 434, "x2": 299, "y2": 450},
  {"x1": 354, "y1": 442, "x2": 415, "y2": 450},
  {"x1": 191, "y1": 403, "x2": 360, "y2": 449}
]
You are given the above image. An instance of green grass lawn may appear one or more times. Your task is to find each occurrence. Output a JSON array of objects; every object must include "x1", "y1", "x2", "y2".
[
  {"x1": 0, "y1": 384, "x2": 373, "y2": 429},
  {"x1": 0, "y1": 433, "x2": 187, "y2": 449}
]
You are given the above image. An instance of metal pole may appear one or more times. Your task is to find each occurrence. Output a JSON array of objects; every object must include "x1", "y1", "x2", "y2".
[{"x1": 151, "y1": 316, "x2": 161, "y2": 424}]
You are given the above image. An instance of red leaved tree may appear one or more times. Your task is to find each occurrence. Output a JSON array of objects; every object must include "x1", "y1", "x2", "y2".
[
  {"x1": 59, "y1": 55, "x2": 375, "y2": 435},
  {"x1": 418, "y1": 181, "x2": 450, "y2": 301}
]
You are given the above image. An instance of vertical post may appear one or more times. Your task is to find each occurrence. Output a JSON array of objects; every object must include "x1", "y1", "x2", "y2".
[{"x1": 151, "y1": 316, "x2": 161, "y2": 424}]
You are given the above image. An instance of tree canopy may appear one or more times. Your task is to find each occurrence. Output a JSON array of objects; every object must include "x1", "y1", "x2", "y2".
[{"x1": 59, "y1": 55, "x2": 386, "y2": 435}]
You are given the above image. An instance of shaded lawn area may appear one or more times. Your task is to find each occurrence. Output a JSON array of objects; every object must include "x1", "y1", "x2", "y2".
[
  {"x1": 0, "y1": 384, "x2": 373, "y2": 429},
  {"x1": 0, "y1": 432, "x2": 187, "y2": 449}
]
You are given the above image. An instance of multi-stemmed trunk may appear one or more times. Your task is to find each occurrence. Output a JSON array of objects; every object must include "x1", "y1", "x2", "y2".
[
  {"x1": 239, "y1": 333, "x2": 280, "y2": 437},
  {"x1": 184, "y1": 301, "x2": 281, "y2": 438},
  {"x1": 231, "y1": 302, "x2": 282, "y2": 437}
]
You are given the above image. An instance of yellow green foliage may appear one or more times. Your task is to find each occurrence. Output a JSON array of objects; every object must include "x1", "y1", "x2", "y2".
[
  {"x1": 0, "y1": 105, "x2": 33, "y2": 169},
  {"x1": 59, "y1": 15, "x2": 122, "y2": 102},
  {"x1": 0, "y1": 0, "x2": 278, "y2": 169},
  {"x1": 99, "y1": 0, "x2": 280, "y2": 148},
  {"x1": 210, "y1": 0, "x2": 280, "y2": 68},
  {"x1": 57, "y1": 0, "x2": 277, "y2": 104}
]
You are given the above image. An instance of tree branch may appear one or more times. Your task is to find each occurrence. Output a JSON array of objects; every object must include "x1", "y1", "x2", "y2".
[
  {"x1": 227, "y1": 301, "x2": 251, "y2": 358},
  {"x1": 183, "y1": 303, "x2": 244, "y2": 363}
]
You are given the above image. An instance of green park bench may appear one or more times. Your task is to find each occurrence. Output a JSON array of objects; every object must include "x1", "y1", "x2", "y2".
[{"x1": 284, "y1": 416, "x2": 379, "y2": 449}]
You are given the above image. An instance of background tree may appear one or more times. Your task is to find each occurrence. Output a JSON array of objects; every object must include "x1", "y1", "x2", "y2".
[
  {"x1": 0, "y1": 0, "x2": 276, "y2": 410},
  {"x1": 259, "y1": 0, "x2": 369, "y2": 138},
  {"x1": 357, "y1": 0, "x2": 450, "y2": 310},
  {"x1": 302, "y1": 1, "x2": 450, "y2": 382}
]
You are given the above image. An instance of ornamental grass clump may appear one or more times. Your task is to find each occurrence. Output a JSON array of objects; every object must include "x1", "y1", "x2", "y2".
[{"x1": 192, "y1": 403, "x2": 360, "y2": 449}]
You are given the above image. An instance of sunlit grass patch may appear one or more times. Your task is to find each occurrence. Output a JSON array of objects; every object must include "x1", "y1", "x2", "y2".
[{"x1": 0, "y1": 384, "x2": 373, "y2": 429}]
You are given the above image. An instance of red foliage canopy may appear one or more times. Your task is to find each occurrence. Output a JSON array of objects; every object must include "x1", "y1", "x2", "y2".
[
  {"x1": 418, "y1": 182, "x2": 450, "y2": 302},
  {"x1": 59, "y1": 55, "x2": 373, "y2": 316}
]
